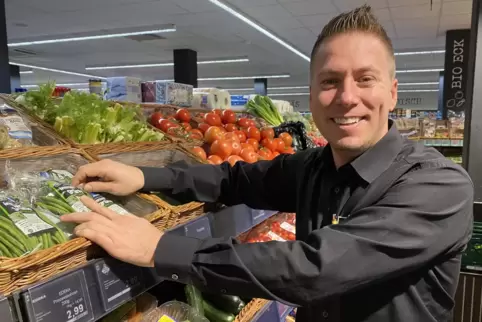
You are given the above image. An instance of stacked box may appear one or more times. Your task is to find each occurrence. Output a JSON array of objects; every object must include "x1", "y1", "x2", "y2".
[
  {"x1": 104, "y1": 77, "x2": 142, "y2": 103},
  {"x1": 142, "y1": 81, "x2": 193, "y2": 107}
]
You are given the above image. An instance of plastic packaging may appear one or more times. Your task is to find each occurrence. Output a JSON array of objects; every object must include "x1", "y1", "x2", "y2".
[
  {"x1": 273, "y1": 121, "x2": 317, "y2": 151},
  {"x1": 244, "y1": 213, "x2": 296, "y2": 243},
  {"x1": 142, "y1": 301, "x2": 209, "y2": 322},
  {"x1": 0, "y1": 103, "x2": 34, "y2": 148}
]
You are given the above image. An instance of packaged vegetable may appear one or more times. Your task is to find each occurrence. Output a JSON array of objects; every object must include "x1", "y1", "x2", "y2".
[
  {"x1": 273, "y1": 121, "x2": 317, "y2": 151},
  {"x1": 244, "y1": 213, "x2": 296, "y2": 243},
  {"x1": 0, "y1": 102, "x2": 33, "y2": 148}
]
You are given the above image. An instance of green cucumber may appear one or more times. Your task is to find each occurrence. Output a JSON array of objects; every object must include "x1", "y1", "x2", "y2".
[
  {"x1": 202, "y1": 293, "x2": 246, "y2": 315},
  {"x1": 202, "y1": 300, "x2": 235, "y2": 322},
  {"x1": 185, "y1": 284, "x2": 204, "y2": 315}
]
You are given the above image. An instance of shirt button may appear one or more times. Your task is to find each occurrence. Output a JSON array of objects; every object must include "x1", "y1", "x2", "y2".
[
  {"x1": 220, "y1": 289, "x2": 227, "y2": 294},
  {"x1": 334, "y1": 187, "x2": 340, "y2": 194},
  {"x1": 171, "y1": 274, "x2": 179, "y2": 280},
  {"x1": 323, "y1": 311, "x2": 329, "y2": 318}
]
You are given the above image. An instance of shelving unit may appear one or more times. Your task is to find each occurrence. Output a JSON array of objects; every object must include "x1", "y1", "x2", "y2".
[{"x1": 1, "y1": 205, "x2": 284, "y2": 322}]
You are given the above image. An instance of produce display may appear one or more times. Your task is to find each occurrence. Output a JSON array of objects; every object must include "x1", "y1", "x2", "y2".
[
  {"x1": 243, "y1": 213, "x2": 296, "y2": 243},
  {"x1": 15, "y1": 82, "x2": 165, "y2": 144},
  {"x1": 0, "y1": 167, "x2": 131, "y2": 258},
  {"x1": 0, "y1": 102, "x2": 34, "y2": 149},
  {"x1": 245, "y1": 95, "x2": 284, "y2": 126},
  {"x1": 149, "y1": 108, "x2": 295, "y2": 165}
]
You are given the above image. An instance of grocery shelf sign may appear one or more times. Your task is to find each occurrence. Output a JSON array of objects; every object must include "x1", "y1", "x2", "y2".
[{"x1": 443, "y1": 29, "x2": 471, "y2": 116}]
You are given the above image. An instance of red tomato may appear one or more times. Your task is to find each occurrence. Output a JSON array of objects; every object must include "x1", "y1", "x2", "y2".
[
  {"x1": 198, "y1": 123, "x2": 210, "y2": 134},
  {"x1": 235, "y1": 130, "x2": 247, "y2": 143},
  {"x1": 261, "y1": 138, "x2": 277, "y2": 152},
  {"x1": 237, "y1": 118, "x2": 251, "y2": 128},
  {"x1": 204, "y1": 113, "x2": 222, "y2": 126},
  {"x1": 191, "y1": 147, "x2": 207, "y2": 161},
  {"x1": 279, "y1": 132, "x2": 293, "y2": 147},
  {"x1": 208, "y1": 155, "x2": 223, "y2": 165},
  {"x1": 225, "y1": 123, "x2": 238, "y2": 132},
  {"x1": 150, "y1": 112, "x2": 164, "y2": 126},
  {"x1": 247, "y1": 119, "x2": 256, "y2": 128},
  {"x1": 284, "y1": 147, "x2": 295, "y2": 154},
  {"x1": 189, "y1": 129, "x2": 203, "y2": 139},
  {"x1": 168, "y1": 116, "x2": 178, "y2": 124},
  {"x1": 240, "y1": 148, "x2": 258, "y2": 163},
  {"x1": 230, "y1": 140, "x2": 242, "y2": 155},
  {"x1": 204, "y1": 126, "x2": 224, "y2": 144},
  {"x1": 224, "y1": 132, "x2": 239, "y2": 142},
  {"x1": 273, "y1": 138, "x2": 286, "y2": 152},
  {"x1": 246, "y1": 126, "x2": 261, "y2": 141},
  {"x1": 213, "y1": 109, "x2": 223, "y2": 116},
  {"x1": 241, "y1": 143, "x2": 255, "y2": 152},
  {"x1": 257, "y1": 148, "x2": 272, "y2": 160},
  {"x1": 175, "y1": 108, "x2": 191, "y2": 122},
  {"x1": 261, "y1": 127, "x2": 275, "y2": 140},
  {"x1": 246, "y1": 138, "x2": 259, "y2": 151},
  {"x1": 227, "y1": 155, "x2": 244, "y2": 166},
  {"x1": 166, "y1": 126, "x2": 182, "y2": 137},
  {"x1": 211, "y1": 139, "x2": 233, "y2": 159},
  {"x1": 181, "y1": 122, "x2": 192, "y2": 131},
  {"x1": 221, "y1": 110, "x2": 236, "y2": 124},
  {"x1": 272, "y1": 151, "x2": 280, "y2": 158},
  {"x1": 159, "y1": 119, "x2": 174, "y2": 132}
]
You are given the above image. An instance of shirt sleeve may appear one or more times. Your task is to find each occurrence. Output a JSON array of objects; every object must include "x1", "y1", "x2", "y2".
[
  {"x1": 153, "y1": 163, "x2": 474, "y2": 307},
  {"x1": 138, "y1": 150, "x2": 316, "y2": 212}
]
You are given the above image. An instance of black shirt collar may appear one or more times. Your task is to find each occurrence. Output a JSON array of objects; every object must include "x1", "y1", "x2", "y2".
[{"x1": 322, "y1": 120, "x2": 403, "y2": 183}]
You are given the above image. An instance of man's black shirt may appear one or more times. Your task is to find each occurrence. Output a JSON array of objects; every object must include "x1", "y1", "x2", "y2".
[{"x1": 140, "y1": 121, "x2": 473, "y2": 322}]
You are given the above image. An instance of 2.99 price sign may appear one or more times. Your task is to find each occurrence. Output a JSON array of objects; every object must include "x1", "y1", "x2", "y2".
[{"x1": 28, "y1": 270, "x2": 94, "y2": 322}]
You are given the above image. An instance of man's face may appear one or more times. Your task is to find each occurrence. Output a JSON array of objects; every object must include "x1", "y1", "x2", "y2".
[{"x1": 310, "y1": 32, "x2": 398, "y2": 155}]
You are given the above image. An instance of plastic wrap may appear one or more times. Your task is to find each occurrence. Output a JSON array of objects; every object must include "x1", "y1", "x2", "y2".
[
  {"x1": 273, "y1": 121, "x2": 317, "y2": 151},
  {"x1": 0, "y1": 103, "x2": 34, "y2": 148},
  {"x1": 244, "y1": 213, "x2": 296, "y2": 243},
  {"x1": 142, "y1": 301, "x2": 208, "y2": 322}
]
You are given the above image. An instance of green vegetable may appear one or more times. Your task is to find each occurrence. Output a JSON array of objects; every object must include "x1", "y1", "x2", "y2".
[
  {"x1": 202, "y1": 300, "x2": 235, "y2": 322},
  {"x1": 246, "y1": 95, "x2": 284, "y2": 126},
  {"x1": 19, "y1": 85, "x2": 165, "y2": 144},
  {"x1": 202, "y1": 293, "x2": 245, "y2": 315},
  {"x1": 185, "y1": 284, "x2": 204, "y2": 315}
]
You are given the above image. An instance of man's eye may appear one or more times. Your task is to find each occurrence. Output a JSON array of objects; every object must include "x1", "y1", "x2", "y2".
[
  {"x1": 321, "y1": 79, "x2": 338, "y2": 85},
  {"x1": 359, "y1": 76, "x2": 374, "y2": 82}
]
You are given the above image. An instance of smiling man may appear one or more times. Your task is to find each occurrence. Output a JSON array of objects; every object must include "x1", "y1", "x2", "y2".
[{"x1": 62, "y1": 5, "x2": 473, "y2": 322}]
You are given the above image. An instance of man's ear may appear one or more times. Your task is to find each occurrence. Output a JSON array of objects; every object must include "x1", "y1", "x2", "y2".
[{"x1": 390, "y1": 79, "x2": 398, "y2": 112}]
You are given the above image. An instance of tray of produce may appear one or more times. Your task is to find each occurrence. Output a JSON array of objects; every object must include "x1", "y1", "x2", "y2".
[
  {"x1": 84, "y1": 142, "x2": 207, "y2": 227},
  {"x1": 0, "y1": 97, "x2": 69, "y2": 156},
  {"x1": 4, "y1": 83, "x2": 174, "y2": 149},
  {"x1": 0, "y1": 148, "x2": 169, "y2": 295}
]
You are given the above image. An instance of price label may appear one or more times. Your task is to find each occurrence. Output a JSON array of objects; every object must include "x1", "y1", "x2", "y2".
[
  {"x1": 95, "y1": 258, "x2": 145, "y2": 311},
  {"x1": 0, "y1": 296, "x2": 14, "y2": 322},
  {"x1": 28, "y1": 270, "x2": 94, "y2": 322}
]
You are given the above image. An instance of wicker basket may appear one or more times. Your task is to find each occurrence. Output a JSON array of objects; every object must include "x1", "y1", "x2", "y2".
[
  {"x1": 234, "y1": 299, "x2": 271, "y2": 322},
  {"x1": 0, "y1": 147, "x2": 170, "y2": 295},
  {"x1": 84, "y1": 142, "x2": 207, "y2": 223}
]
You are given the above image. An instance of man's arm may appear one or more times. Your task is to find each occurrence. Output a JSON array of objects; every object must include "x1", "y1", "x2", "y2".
[
  {"x1": 138, "y1": 149, "x2": 317, "y2": 212},
  {"x1": 154, "y1": 164, "x2": 473, "y2": 307}
]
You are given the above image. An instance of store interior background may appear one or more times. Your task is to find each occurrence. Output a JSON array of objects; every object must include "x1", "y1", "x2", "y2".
[{"x1": 5, "y1": 0, "x2": 470, "y2": 112}]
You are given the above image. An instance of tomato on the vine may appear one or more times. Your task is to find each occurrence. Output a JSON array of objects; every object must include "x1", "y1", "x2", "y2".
[
  {"x1": 175, "y1": 108, "x2": 191, "y2": 122},
  {"x1": 261, "y1": 127, "x2": 275, "y2": 140},
  {"x1": 150, "y1": 112, "x2": 163, "y2": 126},
  {"x1": 204, "y1": 126, "x2": 224, "y2": 144},
  {"x1": 211, "y1": 139, "x2": 233, "y2": 159},
  {"x1": 246, "y1": 126, "x2": 261, "y2": 141},
  {"x1": 221, "y1": 109, "x2": 236, "y2": 124},
  {"x1": 198, "y1": 123, "x2": 210, "y2": 134}
]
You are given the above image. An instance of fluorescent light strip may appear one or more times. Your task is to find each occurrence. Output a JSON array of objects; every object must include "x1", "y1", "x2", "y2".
[
  {"x1": 209, "y1": 0, "x2": 310, "y2": 62},
  {"x1": 200, "y1": 74, "x2": 290, "y2": 81},
  {"x1": 86, "y1": 58, "x2": 249, "y2": 70},
  {"x1": 396, "y1": 68, "x2": 444, "y2": 73},
  {"x1": 395, "y1": 50, "x2": 445, "y2": 56},
  {"x1": 19, "y1": 71, "x2": 33, "y2": 74},
  {"x1": 398, "y1": 82, "x2": 439, "y2": 86},
  {"x1": 11, "y1": 62, "x2": 105, "y2": 79},
  {"x1": 22, "y1": 83, "x2": 93, "y2": 88},
  {"x1": 269, "y1": 93, "x2": 309, "y2": 96},
  {"x1": 228, "y1": 83, "x2": 437, "y2": 91},
  {"x1": 398, "y1": 89, "x2": 438, "y2": 92},
  {"x1": 8, "y1": 28, "x2": 176, "y2": 47}
]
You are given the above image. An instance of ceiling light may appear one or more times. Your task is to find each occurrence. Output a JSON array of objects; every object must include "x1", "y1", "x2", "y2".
[
  {"x1": 21, "y1": 83, "x2": 91, "y2": 88},
  {"x1": 8, "y1": 26, "x2": 176, "y2": 47},
  {"x1": 86, "y1": 58, "x2": 249, "y2": 70},
  {"x1": 395, "y1": 50, "x2": 445, "y2": 56},
  {"x1": 396, "y1": 68, "x2": 444, "y2": 73},
  {"x1": 19, "y1": 70, "x2": 33, "y2": 74},
  {"x1": 269, "y1": 93, "x2": 309, "y2": 96},
  {"x1": 209, "y1": 0, "x2": 310, "y2": 62},
  {"x1": 10, "y1": 62, "x2": 105, "y2": 79},
  {"x1": 199, "y1": 74, "x2": 290, "y2": 81}
]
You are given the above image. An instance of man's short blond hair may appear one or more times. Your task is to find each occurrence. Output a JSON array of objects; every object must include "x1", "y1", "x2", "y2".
[{"x1": 310, "y1": 5, "x2": 396, "y2": 78}]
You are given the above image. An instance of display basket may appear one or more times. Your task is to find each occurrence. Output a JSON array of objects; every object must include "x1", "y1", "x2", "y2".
[
  {"x1": 0, "y1": 147, "x2": 169, "y2": 295},
  {"x1": 84, "y1": 142, "x2": 206, "y2": 225},
  {"x1": 0, "y1": 94, "x2": 178, "y2": 150},
  {"x1": 234, "y1": 299, "x2": 271, "y2": 322}
]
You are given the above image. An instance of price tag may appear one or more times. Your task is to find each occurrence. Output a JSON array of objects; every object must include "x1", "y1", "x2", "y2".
[
  {"x1": 0, "y1": 296, "x2": 14, "y2": 322},
  {"x1": 28, "y1": 270, "x2": 94, "y2": 322},
  {"x1": 95, "y1": 258, "x2": 145, "y2": 311}
]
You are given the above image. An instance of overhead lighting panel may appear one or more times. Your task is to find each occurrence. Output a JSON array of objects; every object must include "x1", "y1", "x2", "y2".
[
  {"x1": 208, "y1": 0, "x2": 310, "y2": 62},
  {"x1": 19, "y1": 71, "x2": 33, "y2": 74},
  {"x1": 8, "y1": 25, "x2": 176, "y2": 47},
  {"x1": 11, "y1": 62, "x2": 105, "y2": 79},
  {"x1": 394, "y1": 50, "x2": 445, "y2": 56},
  {"x1": 86, "y1": 58, "x2": 249, "y2": 70},
  {"x1": 396, "y1": 68, "x2": 444, "y2": 73}
]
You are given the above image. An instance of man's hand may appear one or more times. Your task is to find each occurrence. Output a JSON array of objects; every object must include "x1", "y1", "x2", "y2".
[
  {"x1": 72, "y1": 159, "x2": 145, "y2": 196},
  {"x1": 61, "y1": 196, "x2": 162, "y2": 267}
]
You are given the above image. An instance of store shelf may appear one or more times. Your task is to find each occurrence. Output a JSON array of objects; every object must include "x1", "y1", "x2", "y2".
[
  {"x1": 410, "y1": 137, "x2": 464, "y2": 147},
  {"x1": 5, "y1": 205, "x2": 279, "y2": 322}
]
